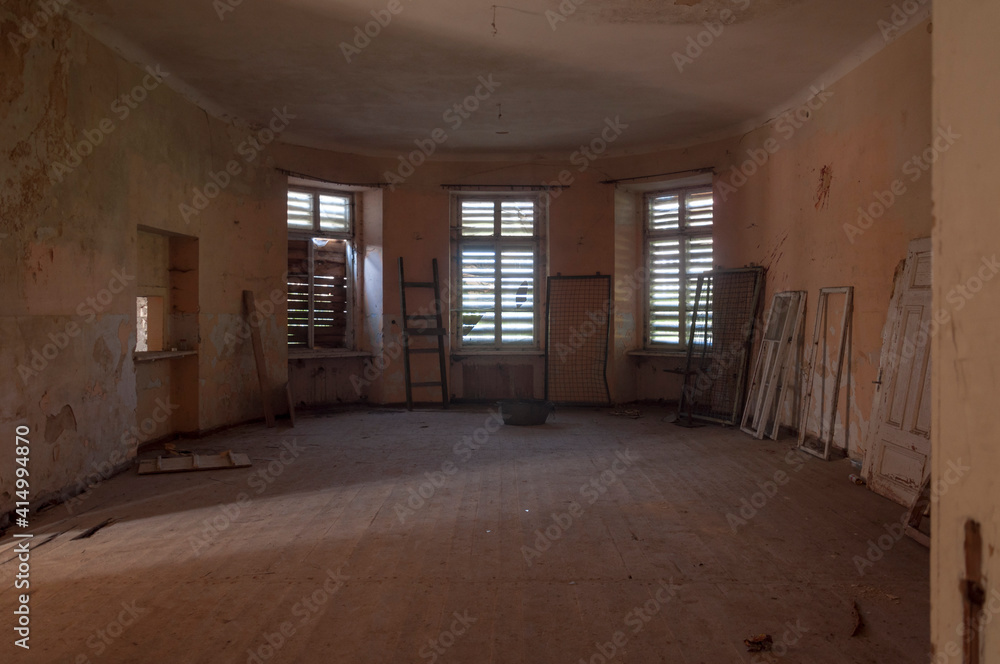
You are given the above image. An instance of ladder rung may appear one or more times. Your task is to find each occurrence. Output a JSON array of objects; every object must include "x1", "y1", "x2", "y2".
[
  {"x1": 405, "y1": 327, "x2": 446, "y2": 335},
  {"x1": 407, "y1": 348, "x2": 440, "y2": 354},
  {"x1": 403, "y1": 281, "x2": 435, "y2": 288},
  {"x1": 411, "y1": 381, "x2": 442, "y2": 388}
]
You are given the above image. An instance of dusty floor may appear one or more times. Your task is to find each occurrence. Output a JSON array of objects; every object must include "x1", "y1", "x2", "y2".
[{"x1": 1, "y1": 406, "x2": 928, "y2": 663}]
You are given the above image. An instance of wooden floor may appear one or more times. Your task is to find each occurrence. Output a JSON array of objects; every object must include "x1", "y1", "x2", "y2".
[{"x1": 1, "y1": 406, "x2": 929, "y2": 663}]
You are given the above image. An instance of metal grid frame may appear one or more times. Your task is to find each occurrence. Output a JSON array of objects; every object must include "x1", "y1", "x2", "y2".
[
  {"x1": 545, "y1": 275, "x2": 612, "y2": 406},
  {"x1": 678, "y1": 267, "x2": 765, "y2": 425}
]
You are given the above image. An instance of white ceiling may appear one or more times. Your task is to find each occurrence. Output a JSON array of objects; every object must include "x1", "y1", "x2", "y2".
[{"x1": 67, "y1": 0, "x2": 927, "y2": 157}]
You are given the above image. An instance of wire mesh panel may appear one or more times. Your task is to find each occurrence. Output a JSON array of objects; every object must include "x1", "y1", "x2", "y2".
[
  {"x1": 545, "y1": 275, "x2": 612, "y2": 405},
  {"x1": 679, "y1": 267, "x2": 765, "y2": 424}
]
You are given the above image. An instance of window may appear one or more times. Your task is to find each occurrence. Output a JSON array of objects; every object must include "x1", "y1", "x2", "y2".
[
  {"x1": 645, "y1": 186, "x2": 714, "y2": 347},
  {"x1": 287, "y1": 188, "x2": 353, "y2": 349},
  {"x1": 136, "y1": 296, "x2": 164, "y2": 352},
  {"x1": 455, "y1": 195, "x2": 542, "y2": 349}
]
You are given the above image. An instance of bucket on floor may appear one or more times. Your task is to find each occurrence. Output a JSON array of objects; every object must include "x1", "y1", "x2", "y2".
[{"x1": 498, "y1": 400, "x2": 554, "y2": 426}]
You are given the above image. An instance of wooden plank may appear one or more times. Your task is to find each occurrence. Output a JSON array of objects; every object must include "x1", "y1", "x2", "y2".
[
  {"x1": 286, "y1": 382, "x2": 296, "y2": 427},
  {"x1": 798, "y1": 287, "x2": 852, "y2": 460},
  {"x1": 244, "y1": 290, "x2": 276, "y2": 428},
  {"x1": 138, "y1": 451, "x2": 252, "y2": 475},
  {"x1": 768, "y1": 292, "x2": 807, "y2": 439},
  {"x1": 962, "y1": 519, "x2": 984, "y2": 664}
]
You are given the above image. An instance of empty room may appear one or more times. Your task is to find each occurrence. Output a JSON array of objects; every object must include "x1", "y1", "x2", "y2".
[{"x1": 2, "y1": 0, "x2": 998, "y2": 662}]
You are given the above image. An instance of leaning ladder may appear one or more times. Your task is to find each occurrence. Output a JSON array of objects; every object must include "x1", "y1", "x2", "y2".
[{"x1": 398, "y1": 257, "x2": 449, "y2": 410}]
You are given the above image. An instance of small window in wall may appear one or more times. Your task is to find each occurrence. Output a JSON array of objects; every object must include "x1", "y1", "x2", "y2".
[
  {"x1": 287, "y1": 188, "x2": 353, "y2": 349},
  {"x1": 645, "y1": 187, "x2": 714, "y2": 348},
  {"x1": 454, "y1": 195, "x2": 542, "y2": 349},
  {"x1": 136, "y1": 296, "x2": 164, "y2": 352}
]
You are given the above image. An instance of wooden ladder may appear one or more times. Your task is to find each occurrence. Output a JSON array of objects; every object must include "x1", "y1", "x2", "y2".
[{"x1": 398, "y1": 257, "x2": 449, "y2": 410}]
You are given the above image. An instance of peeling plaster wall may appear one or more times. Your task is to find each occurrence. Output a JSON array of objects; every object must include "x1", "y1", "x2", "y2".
[
  {"x1": 0, "y1": 2, "x2": 285, "y2": 517},
  {"x1": 932, "y1": 1, "x2": 1000, "y2": 658},
  {"x1": 708, "y1": 21, "x2": 931, "y2": 456}
]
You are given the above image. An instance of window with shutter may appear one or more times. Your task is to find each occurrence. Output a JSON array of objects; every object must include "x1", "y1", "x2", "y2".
[
  {"x1": 456, "y1": 195, "x2": 542, "y2": 349},
  {"x1": 645, "y1": 187, "x2": 714, "y2": 348},
  {"x1": 286, "y1": 187, "x2": 353, "y2": 349}
]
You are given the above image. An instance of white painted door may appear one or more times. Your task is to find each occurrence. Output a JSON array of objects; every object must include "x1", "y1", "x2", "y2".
[{"x1": 863, "y1": 238, "x2": 933, "y2": 506}]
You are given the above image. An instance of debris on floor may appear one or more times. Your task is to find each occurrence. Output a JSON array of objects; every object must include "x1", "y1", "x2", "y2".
[
  {"x1": 849, "y1": 474, "x2": 866, "y2": 485},
  {"x1": 851, "y1": 600, "x2": 865, "y2": 636},
  {"x1": 611, "y1": 408, "x2": 641, "y2": 419},
  {"x1": 163, "y1": 442, "x2": 193, "y2": 456},
  {"x1": 744, "y1": 634, "x2": 773, "y2": 652},
  {"x1": 138, "y1": 450, "x2": 251, "y2": 475}
]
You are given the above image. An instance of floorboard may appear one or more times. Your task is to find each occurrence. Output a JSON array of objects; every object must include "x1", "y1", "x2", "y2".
[{"x1": 0, "y1": 406, "x2": 929, "y2": 663}]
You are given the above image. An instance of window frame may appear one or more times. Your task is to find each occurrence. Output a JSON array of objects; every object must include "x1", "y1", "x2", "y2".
[
  {"x1": 286, "y1": 186, "x2": 356, "y2": 351},
  {"x1": 644, "y1": 185, "x2": 714, "y2": 350},
  {"x1": 451, "y1": 192, "x2": 547, "y2": 353}
]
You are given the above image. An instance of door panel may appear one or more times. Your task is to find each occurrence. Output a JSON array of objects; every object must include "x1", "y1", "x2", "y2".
[{"x1": 864, "y1": 238, "x2": 933, "y2": 506}]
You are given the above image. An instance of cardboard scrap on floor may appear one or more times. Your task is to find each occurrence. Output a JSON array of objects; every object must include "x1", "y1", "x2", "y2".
[{"x1": 138, "y1": 450, "x2": 251, "y2": 475}]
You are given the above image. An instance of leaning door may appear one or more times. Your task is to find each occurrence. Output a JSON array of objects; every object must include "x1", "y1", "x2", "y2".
[{"x1": 863, "y1": 238, "x2": 933, "y2": 506}]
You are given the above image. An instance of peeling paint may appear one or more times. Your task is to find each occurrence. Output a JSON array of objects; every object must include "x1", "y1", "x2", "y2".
[{"x1": 44, "y1": 404, "x2": 77, "y2": 443}]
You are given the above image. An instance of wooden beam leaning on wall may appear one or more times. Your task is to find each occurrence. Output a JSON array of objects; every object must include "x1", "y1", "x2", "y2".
[{"x1": 243, "y1": 290, "x2": 276, "y2": 428}]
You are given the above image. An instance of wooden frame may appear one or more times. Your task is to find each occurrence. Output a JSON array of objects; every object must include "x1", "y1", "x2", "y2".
[
  {"x1": 797, "y1": 287, "x2": 853, "y2": 460},
  {"x1": 287, "y1": 186, "x2": 357, "y2": 351},
  {"x1": 861, "y1": 237, "x2": 933, "y2": 502},
  {"x1": 741, "y1": 291, "x2": 806, "y2": 439}
]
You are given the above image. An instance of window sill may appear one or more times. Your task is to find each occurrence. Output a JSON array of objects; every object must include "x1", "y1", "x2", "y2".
[
  {"x1": 452, "y1": 350, "x2": 544, "y2": 359},
  {"x1": 626, "y1": 349, "x2": 689, "y2": 359},
  {"x1": 288, "y1": 349, "x2": 371, "y2": 360},
  {"x1": 134, "y1": 350, "x2": 198, "y2": 363}
]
